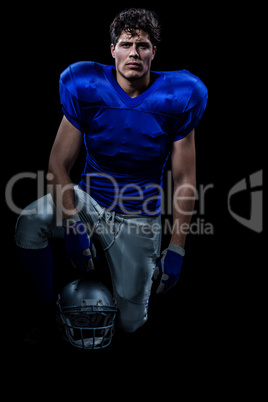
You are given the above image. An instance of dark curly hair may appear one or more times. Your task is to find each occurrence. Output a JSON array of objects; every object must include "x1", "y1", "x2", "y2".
[{"x1": 110, "y1": 8, "x2": 161, "y2": 47}]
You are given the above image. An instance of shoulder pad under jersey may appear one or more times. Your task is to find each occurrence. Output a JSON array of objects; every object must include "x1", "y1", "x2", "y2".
[
  {"x1": 60, "y1": 61, "x2": 106, "y2": 103},
  {"x1": 155, "y1": 69, "x2": 208, "y2": 116}
]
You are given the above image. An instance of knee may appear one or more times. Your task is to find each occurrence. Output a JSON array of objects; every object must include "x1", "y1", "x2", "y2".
[
  {"x1": 116, "y1": 298, "x2": 149, "y2": 333},
  {"x1": 15, "y1": 202, "x2": 51, "y2": 249},
  {"x1": 118, "y1": 316, "x2": 147, "y2": 333}
]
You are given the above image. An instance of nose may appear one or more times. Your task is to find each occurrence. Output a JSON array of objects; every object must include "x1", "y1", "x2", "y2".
[{"x1": 129, "y1": 45, "x2": 139, "y2": 58}]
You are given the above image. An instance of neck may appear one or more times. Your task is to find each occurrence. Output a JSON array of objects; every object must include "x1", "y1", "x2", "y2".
[{"x1": 115, "y1": 71, "x2": 151, "y2": 98}]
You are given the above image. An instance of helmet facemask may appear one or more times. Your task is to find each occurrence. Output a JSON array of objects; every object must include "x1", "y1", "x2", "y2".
[{"x1": 56, "y1": 280, "x2": 117, "y2": 350}]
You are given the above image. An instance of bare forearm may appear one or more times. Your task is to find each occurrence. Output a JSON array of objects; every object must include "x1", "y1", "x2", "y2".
[
  {"x1": 170, "y1": 180, "x2": 196, "y2": 248},
  {"x1": 47, "y1": 117, "x2": 83, "y2": 221},
  {"x1": 47, "y1": 166, "x2": 77, "y2": 220}
]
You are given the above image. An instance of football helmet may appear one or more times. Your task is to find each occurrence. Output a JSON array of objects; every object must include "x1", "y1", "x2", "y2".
[{"x1": 57, "y1": 279, "x2": 117, "y2": 350}]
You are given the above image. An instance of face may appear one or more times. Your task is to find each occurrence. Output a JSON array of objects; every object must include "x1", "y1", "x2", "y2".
[{"x1": 111, "y1": 30, "x2": 156, "y2": 83}]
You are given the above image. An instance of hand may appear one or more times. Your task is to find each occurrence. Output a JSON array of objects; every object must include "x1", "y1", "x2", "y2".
[
  {"x1": 64, "y1": 216, "x2": 96, "y2": 272},
  {"x1": 152, "y1": 243, "x2": 185, "y2": 294}
]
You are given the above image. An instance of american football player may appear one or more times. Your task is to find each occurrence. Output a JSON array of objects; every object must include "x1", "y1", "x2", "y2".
[{"x1": 15, "y1": 8, "x2": 207, "y2": 342}]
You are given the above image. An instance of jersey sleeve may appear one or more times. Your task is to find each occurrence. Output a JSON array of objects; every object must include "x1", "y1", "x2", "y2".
[
  {"x1": 173, "y1": 77, "x2": 208, "y2": 141},
  {"x1": 59, "y1": 64, "x2": 89, "y2": 132}
]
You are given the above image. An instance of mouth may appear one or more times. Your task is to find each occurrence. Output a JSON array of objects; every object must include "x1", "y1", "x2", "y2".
[{"x1": 126, "y1": 62, "x2": 141, "y2": 69}]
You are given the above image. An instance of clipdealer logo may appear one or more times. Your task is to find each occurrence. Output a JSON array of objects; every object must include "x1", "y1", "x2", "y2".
[
  {"x1": 5, "y1": 169, "x2": 263, "y2": 234},
  {"x1": 227, "y1": 170, "x2": 263, "y2": 233}
]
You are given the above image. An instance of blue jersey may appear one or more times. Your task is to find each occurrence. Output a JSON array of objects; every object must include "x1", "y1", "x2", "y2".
[{"x1": 59, "y1": 61, "x2": 208, "y2": 216}]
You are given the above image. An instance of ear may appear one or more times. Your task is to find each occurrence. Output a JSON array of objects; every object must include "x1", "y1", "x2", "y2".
[
  {"x1": 151, "y1": 46, "x2": 157, "y2": 61},
  {"x1": 110, "y1": 43, "x2": 115, "y2": 58}
]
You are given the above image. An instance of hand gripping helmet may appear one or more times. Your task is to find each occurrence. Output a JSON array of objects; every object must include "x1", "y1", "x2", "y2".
[{"x1": 56, "y1": 279, "x2": 117, "y2": 350}]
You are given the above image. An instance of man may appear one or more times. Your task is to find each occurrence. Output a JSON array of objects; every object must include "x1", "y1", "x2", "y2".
[{"x1": 15, "y1": 8, "x2": 207, "y2": 337}]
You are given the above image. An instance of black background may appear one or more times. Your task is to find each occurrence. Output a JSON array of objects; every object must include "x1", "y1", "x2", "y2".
[{"x1": 5, "y1": 2, "x2": 264, "y2": 363}]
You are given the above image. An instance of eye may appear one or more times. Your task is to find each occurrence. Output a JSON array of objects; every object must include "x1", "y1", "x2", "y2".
[{"x1": 139, "y1": 44, "x2": 150, "y2": 50}]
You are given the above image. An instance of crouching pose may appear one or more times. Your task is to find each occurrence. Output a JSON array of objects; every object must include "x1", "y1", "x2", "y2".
[{"x1": 15, "y1": 8, "x2": 207, "y2": 340}]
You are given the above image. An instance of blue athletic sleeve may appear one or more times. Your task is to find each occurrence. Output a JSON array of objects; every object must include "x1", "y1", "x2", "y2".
[
  {"x1": 173, "y1": 77, "x2": 208, "y2": 141},
  {"x1": 59, "y1": 64, "x2": 88, "y2": 132}
]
